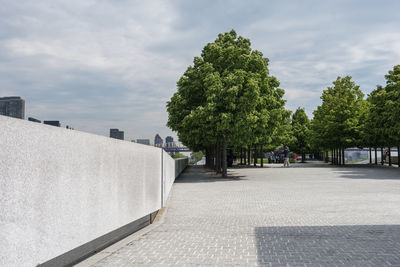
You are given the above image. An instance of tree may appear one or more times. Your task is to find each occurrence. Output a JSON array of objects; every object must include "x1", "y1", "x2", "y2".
[
  {"x1": 290, "y1": 107, "x2": 310, "y2": 162},
  {"x1": 311, "y1": 76, "x2": 365, "y2": 164},
  {"x1": 364, "y1": 65, "x2": 400, "y2": 166},
  {"x1": 167, "y1": 30, "x2": 287, "y2": 176},
  {"x1": 384, "y1": 65, "x2": 400, "y2": 151}
]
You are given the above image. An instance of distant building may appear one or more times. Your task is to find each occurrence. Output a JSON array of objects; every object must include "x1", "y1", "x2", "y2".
[
  {"x1": 137, "y1": 139, "x2": 150, "y2": 145},
  {"x1": 0, "y1": 96, "x2": 25, "y2": 119},
  {"x1": 44, "y1": 120, "x2": 61, "y2": 127},
  {"x1": 165, "y1": 136, "x2": 174, "y2": 147},
  {"x1": 28, "y1": 117, "x2": 41, "y2": 123},
  {"x1": 154, "y1": 134, "x2": 163, "y2": 147},
  {"x1": 110, "y1": 128, "x2": 124, "y2": 140}
]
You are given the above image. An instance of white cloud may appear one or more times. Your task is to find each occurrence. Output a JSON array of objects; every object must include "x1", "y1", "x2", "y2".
[{"x1": 1, "y1": 0, "x2": 400, "y2": 140}]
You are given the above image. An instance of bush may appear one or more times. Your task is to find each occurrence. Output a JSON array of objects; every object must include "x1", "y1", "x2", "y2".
[{"x1": 172, "y1": 153, "x2": 187, "y2": 159}]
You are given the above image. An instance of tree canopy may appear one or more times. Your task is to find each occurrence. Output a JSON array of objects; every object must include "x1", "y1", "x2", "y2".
[
  {"x1": 167, "y1": 30, "x2": 288, "y2": 176},
  {"x1": 290, "y1": 107, "x2": 310, "y2": 162},
  {"x1": 311, "y1": 76, "x2": 366, "y2": 150}
]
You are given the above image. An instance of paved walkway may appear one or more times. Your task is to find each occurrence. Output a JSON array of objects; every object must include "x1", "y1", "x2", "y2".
[{"x1": 79, "y1": 163, "x2": 400, "y2": 266}]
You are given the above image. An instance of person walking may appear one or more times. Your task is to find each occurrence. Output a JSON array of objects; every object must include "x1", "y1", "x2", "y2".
[{"x1": 283, "y1": 146, "x2": 290, "y2": 167}]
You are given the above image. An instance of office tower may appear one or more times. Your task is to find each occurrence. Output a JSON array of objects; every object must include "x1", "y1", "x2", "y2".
[
  {"x1": 0, "y1": 96, "x2": 25, "y2": 119},
  {"x1": 28, "y1": 117, "x2": 41, "y2": 123},
  {"x1": 154, "y1": 134, "x2": 163, "y2": 147},
  {"x1": 110, "y1": 128, "x2": 124, "y2": 140},
  {"x1": 44, "y1": 121, "x2": 61, "y2": 127},
  {"x1": 136, "y1": 139, "x2": 150, "y2": 145},
  {"x1": 165, "y1": 136, "x2": 174, "y2": 147}
]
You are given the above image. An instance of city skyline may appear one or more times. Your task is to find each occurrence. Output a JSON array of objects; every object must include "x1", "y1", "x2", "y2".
[{"x1": 1, "y1": 1, "x2": 400, "y2": 141}]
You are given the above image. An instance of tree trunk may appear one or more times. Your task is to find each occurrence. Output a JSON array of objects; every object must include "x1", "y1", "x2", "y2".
[
  {"x1": 222, "y1": 137, "x2": 227, "y2": 177},
  {"x1": 253, "y1": 145, "x2": 257, "y2": 167},
  {"x1": 342, "y1": 147, "x2": 345, "y2": 165},
  {"x1": 336, "y1": 148, "x2": 338, "y2": 165},
  {"x1": 334, "y1": 148, "x2": 337, "y2": 165},
  {"x1": 331, "y1": 149, "x2": 334, "y2": 165},
  {"x1": 301, "y1": 152, "x2": 305, "y2": 163},
  {"x1": 381, "y1": 147, "x2": 384, "y2": 165},
  {"x1": 207, "y1": 148, "x2": 211, "y2": 168},
  {"x1": 398, "y1": 144, "x2": 400, "y2": 168},
  {"x1": 215, "y1": 142, "x2": 221, "y2": 173},
  {"x1": 247, "y1": 147, "x2": 251, "y2": 166},
  {"x1": 338, "y1": 147, "x2": 341, "y2": 165},
  {"x1": 369, "y1": 148, "x2": 372, "y2": 164},
  {"x1": 375, "y1": 147, "x2": 377, "y2": 165},
  {"x1": 389, "y1": 147, "x2": 392, "y2": 166},
  {"x1": 260, "y1": 145, "x2": 264, "y2": 167}
]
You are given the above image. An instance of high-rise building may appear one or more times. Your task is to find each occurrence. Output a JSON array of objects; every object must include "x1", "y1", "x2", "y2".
[
  {"x1": 165, "y1": 136, "x2": 174, "y2": 148},
  {"x1": 110, "y1": 128, "x2": 124, "y2": 140},
  {"x1": 136, "y1": 139, "x2": 150, "y2": 145},
  {"x1": 28, "y1": 117, "x2": 41, "y2": 123},
  {"x1": 0, "y1": 96, "x2": 25, "y2": 119},
  {"x1": 44, "y1": 120, "x2": 61, "y2": 127},
  {"x1": 154, "y1": 134, "x2": 163, "y2": 147},
  {"x1": 165, "y1": 136, "x2": 173, "y2": 143}
]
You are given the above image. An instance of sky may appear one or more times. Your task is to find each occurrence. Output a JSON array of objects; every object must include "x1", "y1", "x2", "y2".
[{"x1": 1, "y1": 0, "x2": 400, "y2": 143}]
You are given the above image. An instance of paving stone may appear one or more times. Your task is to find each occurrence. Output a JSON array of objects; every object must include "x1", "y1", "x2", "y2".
[{"x1": 85, "y1": 164, "x2": 400, "y2": 266}]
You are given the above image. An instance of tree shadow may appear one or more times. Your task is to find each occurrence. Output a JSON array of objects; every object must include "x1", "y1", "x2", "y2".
[
  {"x1": 174, "y1": 166, "x2": 246, "y2": 183},
  {"x1": 332, "y1": 167, "x2": 400, "y2": 180},
  {"x1": 255, "y1": 225, "x2": 400, "y2": 266}
]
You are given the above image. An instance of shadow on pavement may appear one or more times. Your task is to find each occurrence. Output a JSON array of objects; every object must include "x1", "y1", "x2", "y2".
[
  {"x1": 333, "y1": 168, "x2": 400, "y2": 180},
  {"x1": 175, "y1": 166, "x2": 246, "y2": 183},
  {"x1": 255, "y1": 225, "x2": 400, "y2": 266}
]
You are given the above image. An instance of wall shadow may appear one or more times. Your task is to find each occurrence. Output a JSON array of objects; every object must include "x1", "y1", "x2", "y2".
[
  {"x1": 255, "y1": 224, "x2": 400, "y2": 266},
  {"x1": 174, "y1": 166, "x2": 246, "y2": 183}
]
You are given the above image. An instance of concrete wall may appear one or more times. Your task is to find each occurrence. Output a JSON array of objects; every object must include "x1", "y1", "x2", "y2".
[
  {"x1": 162, "y1": 151, "x2": 188, "y2": 205},
  {"x1": 0, "y1": 115, "x2": 187, "y2": 266}
]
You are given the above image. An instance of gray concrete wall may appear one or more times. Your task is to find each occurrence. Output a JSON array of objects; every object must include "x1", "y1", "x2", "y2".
[{"x1": 0, "y1": 115, "x2": 187, "y2": 266}]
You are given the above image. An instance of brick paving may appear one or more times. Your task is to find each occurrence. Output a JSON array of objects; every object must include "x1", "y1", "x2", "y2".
[{"x1": 80, "y1": 163, "x2": 400, "y2": 266}]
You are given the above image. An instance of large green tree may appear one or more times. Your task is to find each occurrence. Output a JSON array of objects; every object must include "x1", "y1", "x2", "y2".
[{"x1": 167, "y1": 30, "x2": 287, "y2": 176}]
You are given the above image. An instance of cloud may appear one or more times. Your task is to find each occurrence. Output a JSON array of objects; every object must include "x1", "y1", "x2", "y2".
[{"x1": 0, "y1": 0, "x2": 400, "y2": 140}]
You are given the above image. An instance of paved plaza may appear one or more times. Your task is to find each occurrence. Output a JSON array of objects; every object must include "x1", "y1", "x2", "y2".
[{"x1": 79, "y1": 163, "x2": 400, "y2": 266}]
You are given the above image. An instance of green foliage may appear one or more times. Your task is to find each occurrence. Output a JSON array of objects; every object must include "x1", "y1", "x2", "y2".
[
  {"x1": 167, "y1": 30, "x2": 288, "y2": 175},
  {"x1": 190, "y1": 151, "x2": 204, "y2": 163},
  {"x1": 172, "y1": 153, "x2": 187, "y2": 159},
  {"x1": 311, "y1": 76, "x2": 365, "y2": 150},
  {"x1": 290, "y1": 107, "x2": 311, "y2": 154},
  {"x1": 364, "y1": 65, "x2": 400, "y2": 148}
]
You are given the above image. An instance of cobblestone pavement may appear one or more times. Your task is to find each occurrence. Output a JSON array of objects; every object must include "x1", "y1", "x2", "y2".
[{"x1": 81, "y1": 164, "x2": 400, "y2": 266}]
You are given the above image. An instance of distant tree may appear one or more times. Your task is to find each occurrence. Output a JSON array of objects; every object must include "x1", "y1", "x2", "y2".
[
  {"x1": 364, "y1": 65, "x2": 400, "y2": 159},
  {"x1": 290, "y1": 107, "x2": 310, "y2": 162},
  {"x1": 383, "y1": 65, "x2": 400, "y2": 150},
  {"x1": 311, "y1": 76, "x2": 365, "y2": 164}
]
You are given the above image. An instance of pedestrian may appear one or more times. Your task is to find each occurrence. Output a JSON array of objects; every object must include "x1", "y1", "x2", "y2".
[{"x1": 283, "y1": 146, "x2": 290, "y2": 167}]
